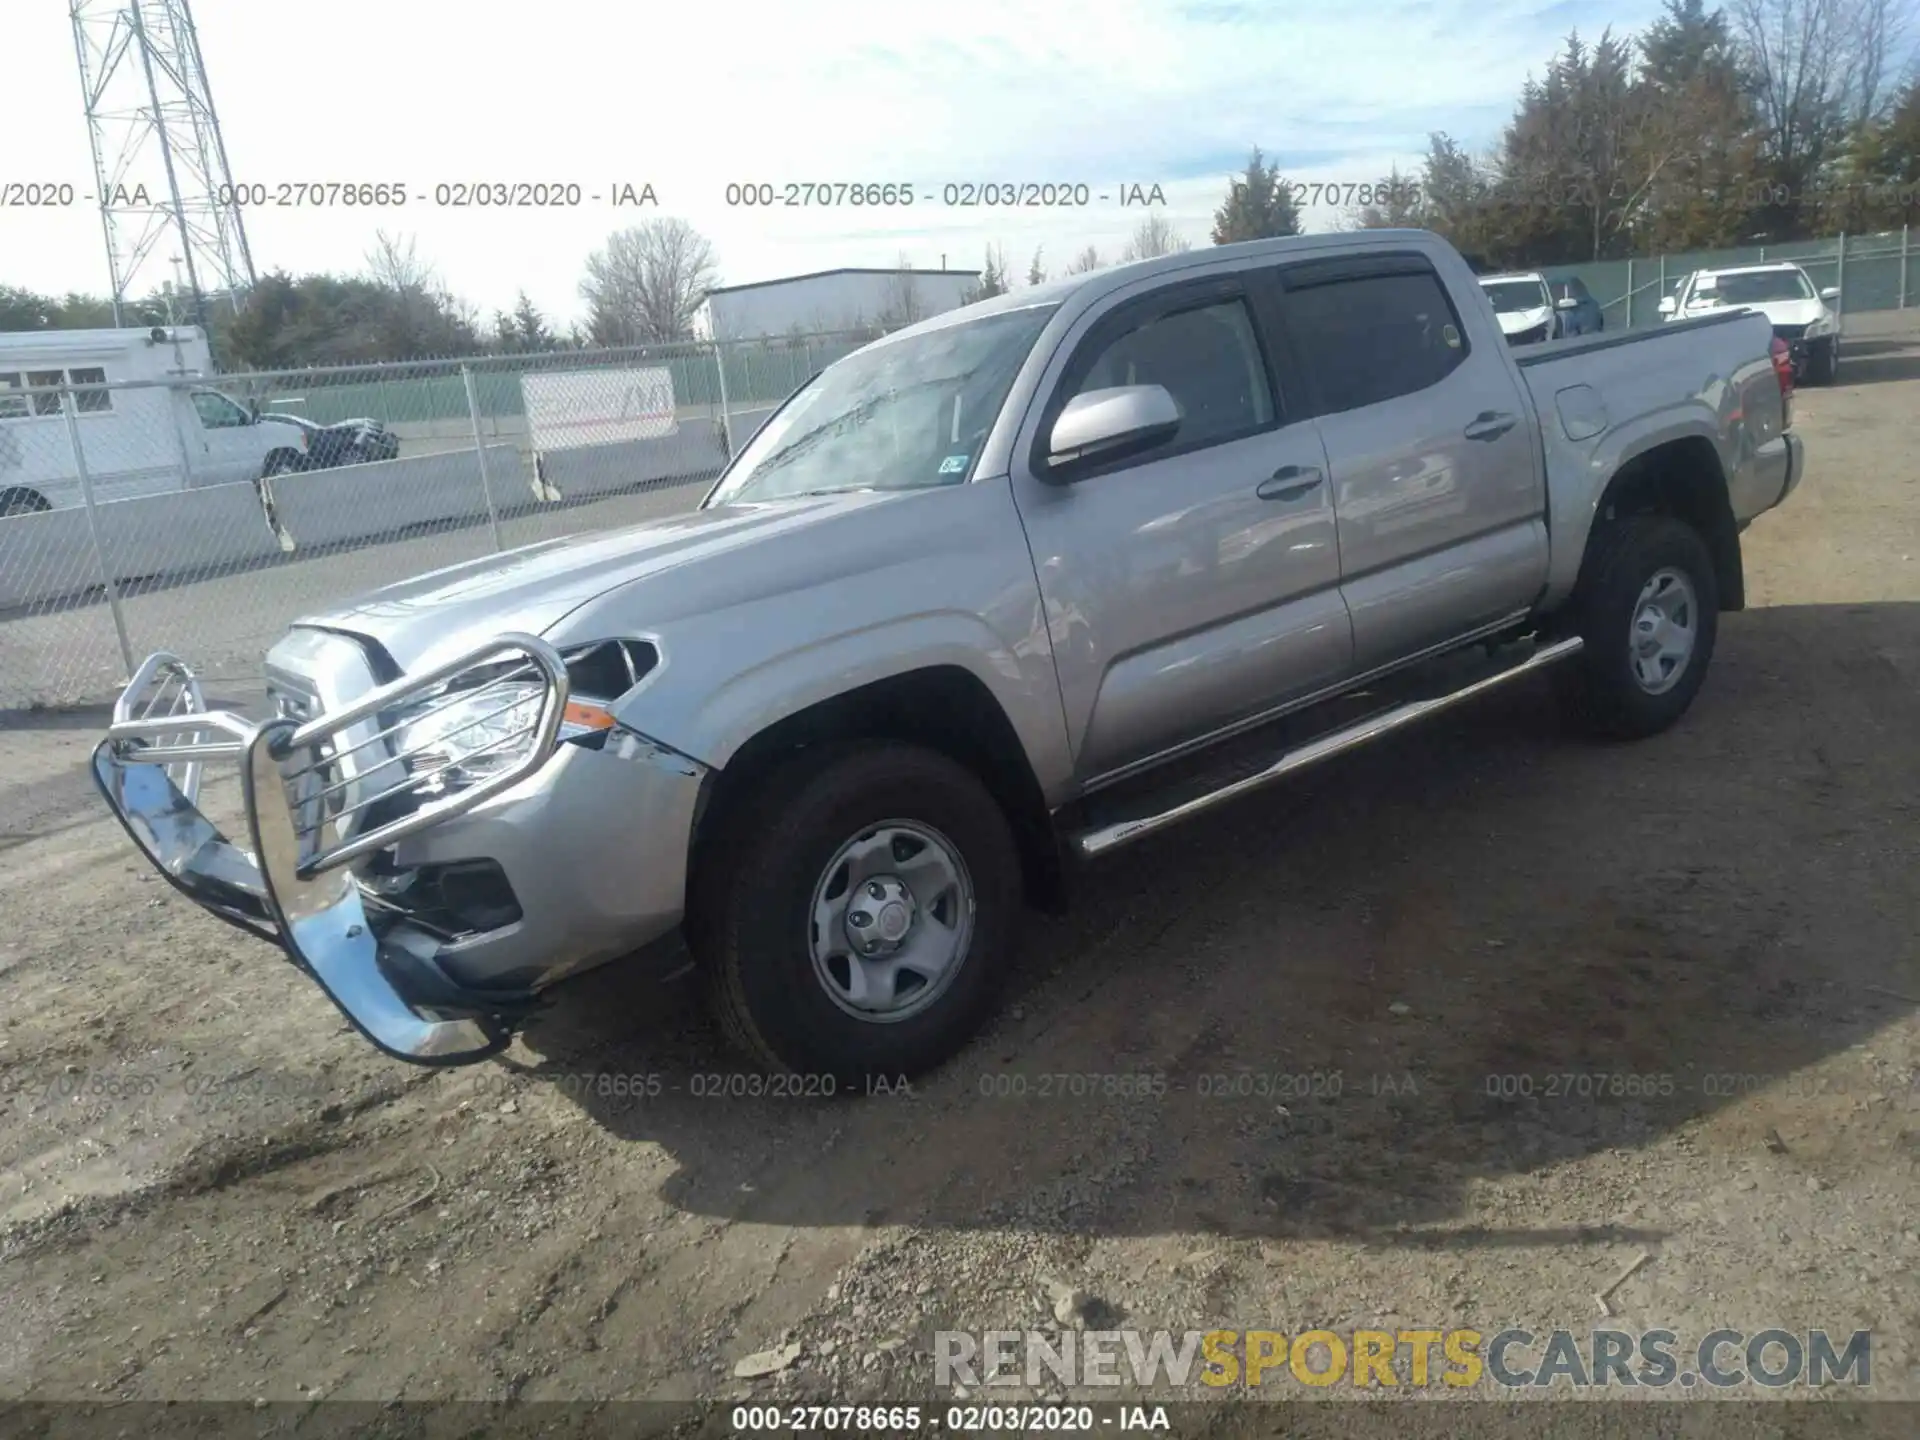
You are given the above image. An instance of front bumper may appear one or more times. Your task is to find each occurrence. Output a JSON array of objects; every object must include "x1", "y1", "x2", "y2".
[
  {"x1": 1779, "y1": 331, "x2": 1834, "y2": 374},
  {"x1": 92, "y1": 637, "x2": 707, "y2": 1066}
]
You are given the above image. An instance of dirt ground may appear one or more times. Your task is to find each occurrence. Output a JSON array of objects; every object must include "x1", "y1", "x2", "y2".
[{"x1": 0, "y1": 316, "x2": 1916, "y2": 1424}]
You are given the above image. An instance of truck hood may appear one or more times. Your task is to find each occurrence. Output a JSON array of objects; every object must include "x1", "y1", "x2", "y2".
[
  {"x1": 1495, "y1": 306, "x2": 1553, "y2": 336},
  {"x1": 291, "y1": 490, "x2": 905, "y2": 673},
  {"x1": 1680, "y1": 297, "x2": 1830, "y2": 327}
]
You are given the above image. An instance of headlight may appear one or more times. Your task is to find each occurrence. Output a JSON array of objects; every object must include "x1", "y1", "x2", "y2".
[
  {"x1": 1804, "y1": 315, "x2": 1834, "y2": 338},
  {"x1": 393, "y1": 681, "x2": 615, "y2": 794}
]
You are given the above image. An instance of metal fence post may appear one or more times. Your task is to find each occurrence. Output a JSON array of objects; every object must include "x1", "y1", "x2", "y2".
[
  {"x1": 713, "y1": 341, "x2": 735, "y2": 457},
  {"x1": 460, "y1": 363, "x2": 505, "y2": 552},
  {"x1": 1625, "y1": 258, "x2": 1634, "y2": 327},
  {"x1": 1836, "y1": 233, "x2": 1846, "y2": 325},
  {"x1": 1901, "y1": 225, "x2": 1909, "y2": 309},
  {"x1": 62, "y1": 387, "x2": 134, "y2": 677}
]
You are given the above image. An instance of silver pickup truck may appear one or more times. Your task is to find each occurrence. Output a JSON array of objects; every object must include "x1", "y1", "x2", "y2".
[{"x1": 94, "y1": 230, "x2": 1804, "y2": 1084}]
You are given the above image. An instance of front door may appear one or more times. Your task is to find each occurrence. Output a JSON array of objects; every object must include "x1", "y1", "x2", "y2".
[
  {"x1": 1009, "y1": 268, "x2": 1353, "y2": 785},
  {"x1": 189, "y1": 389, "x2": 264, "y2": 486}
]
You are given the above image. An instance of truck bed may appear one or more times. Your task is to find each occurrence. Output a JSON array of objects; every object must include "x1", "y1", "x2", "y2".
[{"x1": 1508, "y1": 307, "x2": 1796, "y2": 611}]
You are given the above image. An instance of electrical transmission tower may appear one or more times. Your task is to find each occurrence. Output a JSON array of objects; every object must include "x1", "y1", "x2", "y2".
[{"x1": 70, "y1": 0, "x2": 256, "y2": 331}]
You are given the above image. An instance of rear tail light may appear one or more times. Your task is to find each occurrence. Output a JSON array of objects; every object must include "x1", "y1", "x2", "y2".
[{"x1": 1771, "y1": 336, "x2": 1793, "y2": 426}]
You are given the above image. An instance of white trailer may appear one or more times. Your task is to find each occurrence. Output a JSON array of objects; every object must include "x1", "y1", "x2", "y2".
[
  {"x1": 0, "y1": 326, "x2": 304, "y2": 515},
  {"x1": 700, "y1": 267, "x2": 982, "y2": 342}
]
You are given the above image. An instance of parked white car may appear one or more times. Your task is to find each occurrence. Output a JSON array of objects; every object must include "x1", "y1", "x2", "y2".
[
  {"x1": 0, "y1": 326, "x2": 306, "y2": 515},
  {"x1": 1659, "y1": 263, "x2": 1842, "y2": 384},
  {"x1": 1478, "y1": 271, "x2": 1560, "y2": 345}
]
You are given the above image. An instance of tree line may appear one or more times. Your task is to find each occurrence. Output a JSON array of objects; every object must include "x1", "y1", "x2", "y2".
[{"x1": 2, "y1": 0, "x2": 1913, "y2": 366}]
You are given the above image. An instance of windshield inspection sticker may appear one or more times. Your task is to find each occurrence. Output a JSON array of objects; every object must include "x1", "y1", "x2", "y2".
[{"x1": 938, "y1": 454, "x2": 970, "y2": 475}]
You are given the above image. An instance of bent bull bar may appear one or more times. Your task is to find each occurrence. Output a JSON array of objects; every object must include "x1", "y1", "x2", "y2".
[{"x1": 91, "y1": 634, "x2": 571, "y2": 1065}]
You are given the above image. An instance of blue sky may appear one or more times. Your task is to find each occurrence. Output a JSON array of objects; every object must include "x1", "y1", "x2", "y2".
[{"x1": 4, "y1": 0, "x2": 1671, "y2": 330}]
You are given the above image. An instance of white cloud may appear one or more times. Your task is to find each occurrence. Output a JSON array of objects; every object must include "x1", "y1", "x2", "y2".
[{"x1": 5, "y1": 0, "x2": 1669, "y2": 329}]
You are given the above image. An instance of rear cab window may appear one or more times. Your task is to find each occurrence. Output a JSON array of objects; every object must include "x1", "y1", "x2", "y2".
[{"x1": 1272, "y1": 258, "x2": 1471, "y2": 415}]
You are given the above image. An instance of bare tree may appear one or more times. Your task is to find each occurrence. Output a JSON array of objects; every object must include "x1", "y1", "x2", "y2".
[
  {"x1": 1851, "y1": 0, "x2": 1917, "y2": 121},
  {"x1": 359, "y1": 230, "x2": 479, "y2": 357},
  {"x1": 1067, "y1": 245, "x2": 1104, "y2": 274},
  {"x1": 877, "y1": 253, "x2": 928, "y2": 331},
  {"x1": 1026, "y1": 248, "x2": 1047, "y2": 285},
  {"x1": 579, "y1": 218, "x2": 718, "y2": 345},
  {"x1": 1119, "y1": 213, "x2": 1193, "y2": 261},
  {"x1": 969, "y1": 243, "x2": 1012, "y2": 301},
  {"x1": 364, "y1": 230, "x2": 440, "y2": 293},
  {"x1": 1732, "y1": 0, "x2": 1918, "y2": 181}
]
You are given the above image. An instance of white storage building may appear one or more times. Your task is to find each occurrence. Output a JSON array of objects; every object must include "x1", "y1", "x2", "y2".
[{"x1": 700, "y1": 267, "x2": 983, "y2": 342}]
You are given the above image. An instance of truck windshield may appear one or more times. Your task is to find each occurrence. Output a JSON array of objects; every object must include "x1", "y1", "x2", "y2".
[
  {"x1": 1482, "y1": 280, "x2": 1550, "y2": 313},
  {"x1": 705, "y1": 303, "x2": 1059, "y2": 506},
  {"x1": 1699, "y1": 270, "x2": 1815, "y2": 304}
]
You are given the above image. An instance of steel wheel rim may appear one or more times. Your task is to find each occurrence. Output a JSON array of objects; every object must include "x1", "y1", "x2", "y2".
[
  {"x1": 807, "y1": 819, "x2": 975, "y2": 1023},
  {"x1": 1629, "y1": 566, "x2": 1697, "y2": 695}
]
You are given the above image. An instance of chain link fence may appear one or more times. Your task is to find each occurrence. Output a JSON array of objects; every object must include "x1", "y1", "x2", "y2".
[
  {"x1": 3, "y1": 226, "x2": 1916, "y2": 710},
  {"x1": 0, "y1": 330, "x2": 875, "y2": 708},
  {"x1": 1548, "y1": 226, "x2": 1917, "y2": 329}
]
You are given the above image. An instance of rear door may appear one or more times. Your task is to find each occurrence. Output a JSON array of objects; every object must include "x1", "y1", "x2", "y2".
[
  {"x1": 1009, "y1": 266, "x2": 1352, "y2": 783},
  {"x1": 1269, "y1": 250, "x2": 1548, "y2": 672}
]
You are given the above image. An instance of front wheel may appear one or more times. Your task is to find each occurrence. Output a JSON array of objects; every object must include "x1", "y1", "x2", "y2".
[
  {"x1": 692, "y1": 742, "x2": 1021, "y2": 1086},
  {"x1": 1805, "y1": 339, "x2": 1837, "y2": 385},
  {"x1": 1554, "y1": 516, "x2": 1719, "y2": 741}
]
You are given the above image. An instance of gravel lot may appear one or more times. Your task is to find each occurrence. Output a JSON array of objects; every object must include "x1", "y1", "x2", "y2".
[{"x1": 0, "y1": 315, "x2": 1915, "y2": 1423}]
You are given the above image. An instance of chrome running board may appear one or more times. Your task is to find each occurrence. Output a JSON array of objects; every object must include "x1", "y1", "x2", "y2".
[{"x1": 1068, "y1": 635, "x2": 1584, "y2": 860}]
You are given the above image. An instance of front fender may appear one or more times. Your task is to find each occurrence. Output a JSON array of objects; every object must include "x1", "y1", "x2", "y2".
[
  {"x1": 577, "y1": 477, "x2": 1077, "y2": 803},
  {"x1": 638, "y1": 612, "x2": 1066, "y2": 781}
]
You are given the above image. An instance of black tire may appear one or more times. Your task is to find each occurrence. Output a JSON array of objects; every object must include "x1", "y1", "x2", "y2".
[
  {"x1": 691, "y1": 741, "x2": 1021, "y2": 1087},
  {"x1": 263, "y1": 451, "x2": 302, "y2": 477},
  {"x1": 1806, "y1": 339, "x2": 1837, "y2": 385},
  {"x1": 1554, "y1": 515, "x2": 1719, "y2": 741},
  {"x1": 1, "y1": 487, "x2": 51, "y2": 517}
]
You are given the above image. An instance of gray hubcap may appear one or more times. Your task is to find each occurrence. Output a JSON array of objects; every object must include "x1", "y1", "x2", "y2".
[
  {"x1": 808, "y1": 821, "x2": 974, "y2": 1022},
  {"x1": 1630, "y1": 567, "x2": 1697, "y2": 695}
]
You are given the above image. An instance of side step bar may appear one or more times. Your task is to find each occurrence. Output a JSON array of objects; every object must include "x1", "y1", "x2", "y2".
[{"x1": 1068, "y1": 636, "x2": 1584, "y2": 860}]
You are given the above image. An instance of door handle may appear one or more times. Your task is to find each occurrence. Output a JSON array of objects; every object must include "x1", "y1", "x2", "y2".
[
  {"x1": 1464, "y1": 410, "x2": 1518, "y2": 442},
  {"x1": 1256, "y1": 464, "x2": 1324, "y2": 501}
]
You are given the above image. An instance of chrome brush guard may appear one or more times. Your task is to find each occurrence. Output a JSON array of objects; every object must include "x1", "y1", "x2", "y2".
[{"x1": 91, "y1": 634, "x2": 570, "y2": 1064}]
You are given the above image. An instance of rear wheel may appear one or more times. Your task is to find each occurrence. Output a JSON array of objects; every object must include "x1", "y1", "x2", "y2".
[
  {"x1": 1555, "y1": 516, "x2": 1719, "y2": 740},
  {"x1": 692, "y1": 741, "x2": 1021, "y2": 1086},
  {"x1": 1, "y1": 487, "x2": 51, "y2": 517}
]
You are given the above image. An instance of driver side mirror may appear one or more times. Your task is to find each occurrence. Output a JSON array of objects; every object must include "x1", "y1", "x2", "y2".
[
  {"x1": 1820, "y1": 286, "x2": 1840, "y2": 301},
  {"x1": 1555, "y1": 296, "x2": 1579, "y2": 310},
  {"x1": 1657, "y1": 295, "x2": 1677, "y2": 316},
  {"x1": 1045, "y1": 385, "x2": 1181, "y2": 477}
]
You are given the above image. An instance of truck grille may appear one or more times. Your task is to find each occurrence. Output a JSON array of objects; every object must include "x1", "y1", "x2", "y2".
[
  {"x1": 1773, "y1": 323, "x2": 1809, "y2": 342},
  {"x1": 263, "y1": 634, "x2": 391, "y2": 852}
]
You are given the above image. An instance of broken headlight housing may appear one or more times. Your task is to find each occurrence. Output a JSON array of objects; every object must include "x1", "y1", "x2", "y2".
[{"x1": 391, "y1": 641, "x2": 654, "y2": 795}]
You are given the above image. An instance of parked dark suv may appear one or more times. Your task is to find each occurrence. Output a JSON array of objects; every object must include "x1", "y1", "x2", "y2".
[{"x1": 1546, "y1": 276, "x2": 1605, "y2": 336}]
